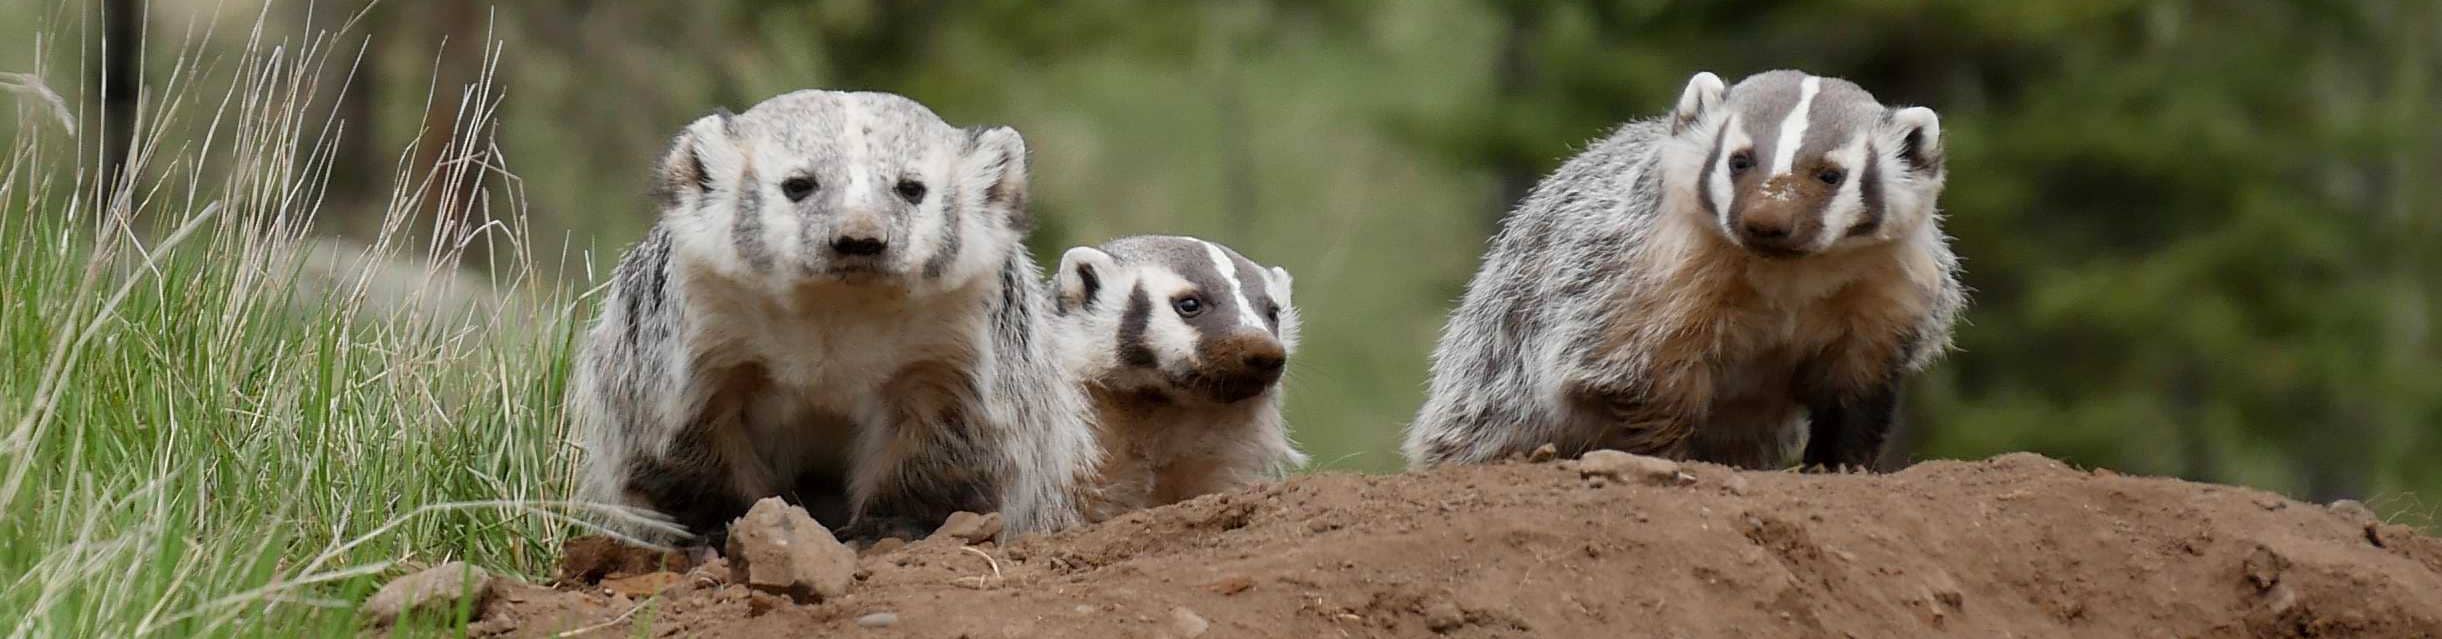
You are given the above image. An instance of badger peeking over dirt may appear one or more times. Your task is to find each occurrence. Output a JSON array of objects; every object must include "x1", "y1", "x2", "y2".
[
  {"x1": 1406, "y1": 70, "x2": 1964, "y2": 470},
  {"x1": 1049, "y1": 236, "x2": 1307, "y2": 519},
  {"x1": 569, "y1": 90, "x2": 1097, "y2": 543}
]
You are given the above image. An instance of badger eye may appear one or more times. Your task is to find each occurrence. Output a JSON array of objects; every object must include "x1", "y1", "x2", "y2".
[
  {"x1": 780, "y1": 176, "x2": 817, "y2": 202},
  {"x1": 894, "y1": 179, "x2": 927, "y2": 204},
  {"x1": 1264, "y1": 303, "x2": 1281, "y2": 325},
  {"x1": 1172, "y1": 296, "x2": 1204, "y2": 318},
  {"x1": 1727, "y1": 151, "x2": 1755, "y2": 175},
  {"x1": 1816, "y1": 168, "x2": 1846, "y2": 186}
]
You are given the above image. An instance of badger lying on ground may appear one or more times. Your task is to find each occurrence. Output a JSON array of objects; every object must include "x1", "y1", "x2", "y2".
[
  {"x1": 569, "y1": 90, "x2": 1097, "y2": 544},
  {"x1": 1049, "y1": 235, "x2": 1306, "y2": 520},
  {"x1": 1406, "y1": 70, "x2": 1964, "y2": 471}
]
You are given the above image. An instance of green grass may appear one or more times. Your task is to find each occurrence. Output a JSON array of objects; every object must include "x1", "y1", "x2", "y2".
[{"x1": 0, "y1": 12, "x2": 607, "y2": 637}]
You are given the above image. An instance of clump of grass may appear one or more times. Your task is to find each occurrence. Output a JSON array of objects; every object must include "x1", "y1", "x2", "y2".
[{"x1": 1, "y1": 5, "x2": 622, "y2": 636}]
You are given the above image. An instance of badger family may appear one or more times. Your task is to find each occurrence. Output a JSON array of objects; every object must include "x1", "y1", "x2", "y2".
[
  {"x1": 576, "y1": 69, "x2": 1961, "y2": 544},
  {"x1": 1406, "y1": 70, "x2": 1964, "y2": 470},
  {"x1": 571, "y1": 90, "x2": 1305, "y2": 544}
]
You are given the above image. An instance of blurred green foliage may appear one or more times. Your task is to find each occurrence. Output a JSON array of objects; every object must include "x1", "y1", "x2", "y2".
[{"x1": 24, "y1": 0, "x2": 2441, "y2": 510}]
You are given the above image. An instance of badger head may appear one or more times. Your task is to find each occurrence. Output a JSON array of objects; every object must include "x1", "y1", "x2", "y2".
[
  {"x1": 1053, "y1": 236, "x2": 1299, "y2": 405},
  {"x1": 1662, "y1": 70, "x2": 1947, "y2": 259},
  {"x1": 650, "y1": 90, "x2": 1030, "y2": 295}
]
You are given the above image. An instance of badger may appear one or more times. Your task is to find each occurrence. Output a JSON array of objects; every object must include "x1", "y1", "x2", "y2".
[
  {"x1": 1048, "y1": 235, "x2": 1307, "y2": 519},
  {"x1": 1405, "y1": 70, "x2": 1964, "y2": 471},
  {"x1": 569, "y1": 90, "x2": 1097, "y2": 544}
]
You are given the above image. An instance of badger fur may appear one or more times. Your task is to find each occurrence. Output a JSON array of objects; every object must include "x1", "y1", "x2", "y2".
[
  {"x1": 569, "y1": 90, "x2": 1097, "y2": 543},
  {"x1": 1406, "y1": 70, "x2": 1964, "y2": 470},
  {"x1": 1049, "y1": 235, "x2": 1307, "y2": 519}
]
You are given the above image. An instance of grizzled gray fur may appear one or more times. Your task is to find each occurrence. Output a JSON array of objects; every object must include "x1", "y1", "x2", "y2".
[
  {"x1": 570, "y1": 90, "x2": 1096, "y2": 544},
  {"x1": 1406, "y1": 70, "x2": 1964, "y2": 470}
]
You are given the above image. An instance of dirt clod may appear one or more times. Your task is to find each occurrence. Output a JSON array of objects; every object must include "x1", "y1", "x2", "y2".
[
  {"x1": 1170, "y1": 606, "x2": 1211, "y2": 637},
  {"x1": 725, "y1": 497, "x2": 857, "y2": 603},
  {"x1": 857, "y1": 612, "x2": 900, "y2": 628},
  {"x1": 1423, "y1": 601, "x2": 1466, "y2": 633},
  {"x1": 1576, "y1": 449, "x2": 1683, "y2": 485},
  {"x1": 862, "y1": 537, "x2": 908, "y2": 556},
  {"x1": 1721, "y1": 474, "x2": 1751, "y2": 496},
  {"x1": 556, "y1": 535, "x2": 701, "y2": 586},
  {"x1": 2243, "y1": 545, "x2": 2287, "y2": 591},
  {"x1": 930, "y1": 511, "x2": 1004, "y2": 545},
  {"x1": 362, "y1": 561, "x2": 494, "y2": 627}
]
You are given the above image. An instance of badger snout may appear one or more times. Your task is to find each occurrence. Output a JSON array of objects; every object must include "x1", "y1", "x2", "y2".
[
  {"x1": 1195, "y1": 331, "x2": 1287, "y2": 403},
  {"x1": 1731, "y1": 200, "x2": 1821, "y2": 258},
  {"x1": 808, "y1": 211, "x2": 900, "y2": 280},
  {"x1": 829, "y1": 213, "x2": 891, "y2": 258}
]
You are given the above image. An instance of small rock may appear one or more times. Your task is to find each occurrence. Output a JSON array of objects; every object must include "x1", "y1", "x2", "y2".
[
  {"x1": 2242, "y1": 545, "x2": 2287, "y2": 591},
  {"x1": 746, "y1": 591, "x2": 783, "y2": 616},
  {"x1": 1423, "y1": 601, "x2": 1467, "y2": 632},
  {"x1": 600, "y1": 571, "x2": 684, "y2": 598},
  {"x1": 1722, "y1": 474, "x2": 1751, "y2": 496},
  {"x1": 2253, "y1": 494, "x2": 2288, "y2": 511},
  {"x1": 930, "y1": 511, "x2": 1005, "y2": 544},
  {"x1": 1206, "y1": 575, "x2": 1255, "y2": 595},
  {"x1": 2328, "y1": 499, "x2": 2379, "y2": 526},
  {"x1": 727, "y1": 497, "x2": 859, "y2": 603},
  {"x1": 1988, "y1": 452, "x2": 2072, "y2": 473},
  {"x1": 361, "y1": 561, "x2": 495, "y2": 627},
  {"x1": 1075, "y1": 604, "x2": 1097, "y2": 614},
  {"x1": 1528, "y1": 444, "x2": 1559, "y2": 463},
  {"x1": 684, "y1": 557, "x2": 730, "y2": 586},
  {"x1": 1577, "y1": 449, "x2": 1682, "y2": 485},
  {"x1": 857, "y1": 612, "x2": 900, "y2": 628},
  {"x1": 1169, "y1": 606, "x2": 1211, "y2": 637}
]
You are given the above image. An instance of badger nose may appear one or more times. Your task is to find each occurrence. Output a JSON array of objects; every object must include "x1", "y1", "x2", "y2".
[
  {"x1": 831, "y1": 213, "x2": 889, "y2": 257},
  {"x1": 1244, "y1": 352, "x2": 1286, "y2": 373},
  {"x1": 1740, "y1": 219, "x2": 1791, "y2": 241},
  {"x1": 831, "y1": 235, "x2": 887, "y2": 257}
]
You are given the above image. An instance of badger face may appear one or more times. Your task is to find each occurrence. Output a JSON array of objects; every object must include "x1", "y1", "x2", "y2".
[
  {"x1": 1055, "y1": 236, "x2": 1299, "y2": 405},
  {"x1": 1664, "y1": 70, "x2": 1947, "y2": 259},
  {"x1": 650, "y1": 90, "x2": 1030, "y2": 294}
]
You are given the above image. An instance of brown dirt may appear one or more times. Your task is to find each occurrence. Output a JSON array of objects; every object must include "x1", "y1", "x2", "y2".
[{"x1": 458, "y1": 453, "x2": 2442, "y2": 638}]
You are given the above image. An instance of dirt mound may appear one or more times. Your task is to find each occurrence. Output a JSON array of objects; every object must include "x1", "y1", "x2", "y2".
[{"x1": 458, "y1": 453, "x2": 2442, "y2": 638}]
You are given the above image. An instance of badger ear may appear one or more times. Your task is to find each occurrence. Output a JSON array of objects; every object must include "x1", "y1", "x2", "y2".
[
  {"x1": 651, "y1": 109, "x2": 740, "y2": 210},
  {"x1": 962, "y1": 125, "x2": 1031, "y2": 229},
  {"x1": 1055, "y1": 246, "x2": 1116, "y2": 314},
  {"x1": 1886, "y1": 106, "x2": 1943, "y2": 174},
  {"x1": 1266, "y1": 266, "x2": 1294, "y2": 306},
  {"x1": 1671, "y1": 72, "x2": 1726, "y2": 136}
]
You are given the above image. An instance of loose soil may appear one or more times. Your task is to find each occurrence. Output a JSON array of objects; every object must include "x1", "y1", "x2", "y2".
[{"x1": 450, "y1": 453, "x2": 2442, "y2": 638}]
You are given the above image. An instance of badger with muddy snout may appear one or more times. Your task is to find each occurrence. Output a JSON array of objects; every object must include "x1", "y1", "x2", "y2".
[
  {"x1": 1050, "y1": 236, "x2": 1307, "y2": 519},
  {"x1": 1406, "y1": 70, "x2": 1965, "y2": 471},
  {"x1": 569, "y1": 90, "x2": 1098, "y2": 544}
]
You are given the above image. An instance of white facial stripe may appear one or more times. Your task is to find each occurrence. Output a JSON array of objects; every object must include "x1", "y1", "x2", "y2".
[
  {"x1": 842, "y1": 97, "x2": 874, "y2": 209},
  {"x1": 1141, "y1": 271, "x2": 1202, "y2": 362},
  {"x1": 1816, "y1": 137, "x2": 1870, "y2": 249},
  {"x1": 1711, "y1": 116, "x2": 1750, "y2": 225},
  {"x1": 1201, "y1": 240, "x2": 1266, "y2": 330},
  {"x1": 1769, "y1": 75, "x2": 1821, "y2": 178}
]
